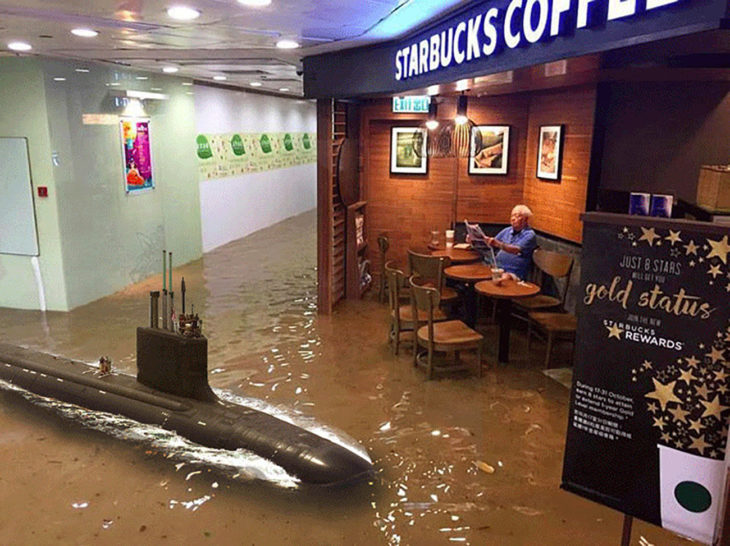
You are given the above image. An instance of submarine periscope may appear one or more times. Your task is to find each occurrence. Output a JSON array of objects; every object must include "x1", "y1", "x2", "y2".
[{"x1": 0, "y1": 251, "x2": 374, "y2": 486}]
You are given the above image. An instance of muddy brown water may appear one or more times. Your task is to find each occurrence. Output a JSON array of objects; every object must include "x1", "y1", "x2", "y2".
[{"x1": 0, "y1": 210, "x2": 689, "y2": 545}]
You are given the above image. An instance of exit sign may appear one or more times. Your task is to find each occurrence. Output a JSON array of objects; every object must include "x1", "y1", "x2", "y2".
[{"x1": 392, "y1": 96, "x2": 431, "y2": 113}]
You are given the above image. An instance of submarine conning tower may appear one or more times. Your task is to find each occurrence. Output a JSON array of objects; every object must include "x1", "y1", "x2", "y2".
[{"x1": 137, "y1": 251, "x2": 216, "y2": 403}]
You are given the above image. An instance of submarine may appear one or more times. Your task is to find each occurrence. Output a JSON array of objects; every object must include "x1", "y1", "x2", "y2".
[{"x1": 0, "y1": 251, "x2": 374, "y2": 486}]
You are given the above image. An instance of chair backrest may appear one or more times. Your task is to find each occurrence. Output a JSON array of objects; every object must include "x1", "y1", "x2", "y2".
[
  {"x1": 409, "y1": 275, "x2": 440, "y2": 340},
  {"x1": 407, "y1": 249, "x2": 449, "y2": 290},
  {"x1": 532, "y1": 248, "x2": 574, "y2": 305},
  {"x1": 385, "y1": 261, "x2": 405, "y2": 313}
]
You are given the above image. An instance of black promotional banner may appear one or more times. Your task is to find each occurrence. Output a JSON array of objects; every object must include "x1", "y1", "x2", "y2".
[{"x1": 562, "y1": 213, "x2": 730, "y2": 544}]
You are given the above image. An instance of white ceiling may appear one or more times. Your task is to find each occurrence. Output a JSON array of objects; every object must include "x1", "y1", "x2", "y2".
[{"x1": 0, "y1": 0, "x2": 468, "y2": 96}]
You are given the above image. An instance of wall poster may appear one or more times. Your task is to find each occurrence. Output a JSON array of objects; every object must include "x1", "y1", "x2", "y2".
[
  {"x1": 121, "y1": 118, "x2": 154, "y2": 194},
  {"x1": 562, "y1": 212, "x2": 730, "y2": 545}
]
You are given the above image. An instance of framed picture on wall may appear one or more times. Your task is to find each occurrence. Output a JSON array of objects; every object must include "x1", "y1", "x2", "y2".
[
  {"x1": 469, "y1": 125, "x2": 510, "y2": 175},
  {"x1": 536, "y1": 124, "x2": 563, "y2": 181},
  {"x1": 120, "y1": 117, "x2": 155, "y2": 194},
  {"x1": 390, "y1": 127, "x2": 428, "y2": 174}
]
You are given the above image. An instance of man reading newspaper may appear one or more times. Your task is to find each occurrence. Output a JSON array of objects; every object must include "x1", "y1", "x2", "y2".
[{"x1": 465, "y1": 205, "x2": 537, "y2": 281}]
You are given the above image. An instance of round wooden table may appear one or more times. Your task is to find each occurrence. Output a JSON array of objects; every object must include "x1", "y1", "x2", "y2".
[
  {"x1": 475, "y1": 279, "x2": 540, "y2": 364},
  {"x1": 431, "y1": 248, "x2": 480, "y2": 264},
  {"x1": 443, "y1": 264, "x2": 493, "y2": 327}
]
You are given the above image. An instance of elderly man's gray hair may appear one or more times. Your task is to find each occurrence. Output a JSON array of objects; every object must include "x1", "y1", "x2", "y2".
[{"x1": 511, "y1": 204, "x2": 533, "y2": 219}]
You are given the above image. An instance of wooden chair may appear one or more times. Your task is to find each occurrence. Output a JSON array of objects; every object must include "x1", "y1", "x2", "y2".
[
  {"x1": 385, "y1": 262, "x2": 446, "y2": 355},
  {"x1": 527, "y1": 312, "x2": 577, "y2": 368},
  {"x1": 410, "y1": 276, "x2": 483, "y2": 380},
  {"x1": 377, "y1": 234, "x2": 390, "y2": 303},
  {"x1": 407, "y1": 249, "x2": 459, "y2": 305},
  {"x1": 514, "y1": 248, "x2": 574, "y2": 319}
]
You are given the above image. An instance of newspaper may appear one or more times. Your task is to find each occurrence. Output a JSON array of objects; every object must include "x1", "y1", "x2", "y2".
[{"x1": 464, "y1": 219, "x2": 487, "y2": 241}]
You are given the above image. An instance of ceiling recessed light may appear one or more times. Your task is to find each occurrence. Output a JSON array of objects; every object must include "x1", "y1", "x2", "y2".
[
  {"x1": 182, "y1": 82, "x2": 193, "y2": 86},
  {"x1": 213, "y1": 75, "x2": 227, "y2": 81},
  {"x1": 162, "y1": 66, "x2": 179, "y2": 73},
  {"x1": 276, "y1": 39, "x2": 299, "y2": 49},
  {"x1": 75, "y1": 68, "x2": 90, "y2": 73},
  {"x1": 250, "y1": 81, "x2": 262, "y2": 87},
  {"x1": 238, "y1": 0, "x2": 271, "y2": 6},
  {"x1": 109, "y1": 82, "x2": 121, "y2": 86},
  {"x1": 7, "y1": 41, "x2": 32, "y2": 51},
  {"x1": 279, "y1": 87, "x2": 289, "y2": 92},
  {"x1": 71, "y1": 28, "x2": 98, "y2": 38},
  {"x1": 53, "y1": 77, "x2": 66, "y2": 82},
  {"x1": 166, "y1": 6, "x2": 201, "y2": 20},
  {"x1": 136, "y1": 76, "x2": 149, "y2": 80},
  {"x1": 151, "y1": 87, "x2": 163, "y2": 91}
]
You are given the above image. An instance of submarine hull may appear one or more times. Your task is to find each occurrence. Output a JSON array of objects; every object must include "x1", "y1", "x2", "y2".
[{"x1": 0, "y1": 343, "x2": 373, "y2": 486}]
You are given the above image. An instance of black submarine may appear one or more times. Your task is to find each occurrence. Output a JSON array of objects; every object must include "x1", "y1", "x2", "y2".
[{"x1": 0, "y1": 251, "x2": 373, "y2": 486}]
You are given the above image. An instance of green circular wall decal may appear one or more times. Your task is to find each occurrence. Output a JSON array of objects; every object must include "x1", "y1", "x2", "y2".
[
  {"x1": 674, "y1": 481, "x2": 712, "y2": 513},
  {"x1": 196, "y1": 135, "x2": 213, "y2": 159},
  {"x1": 230, "y1": 134, "x2": 245, "y2": 156}
]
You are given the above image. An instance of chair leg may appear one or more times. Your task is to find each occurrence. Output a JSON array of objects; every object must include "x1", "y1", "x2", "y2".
[
  {"x1": 427, "y1": 346, "x2": 434, "y2": 380},
  {"x1": 413, "y1": 336, "x2": 419, "y2": 367},
  {"x1": 476, "y1": 342, "x2": 482, "y2": 378},
  {"x1": 544, "y1": 331, "x2": 554, "y2": 369},
  {"x1": 394, "y1": 325, "x2": 400, "y2": 356}
]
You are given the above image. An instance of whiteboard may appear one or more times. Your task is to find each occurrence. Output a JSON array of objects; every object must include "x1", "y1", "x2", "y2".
[{"x1": 0, "y1": 137, "x2": 39, "y2": 256}]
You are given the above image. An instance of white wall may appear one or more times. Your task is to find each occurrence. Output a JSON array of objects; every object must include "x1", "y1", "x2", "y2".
[{"x1": 194, "y1": 86, "x2": 316, "y2": 252}]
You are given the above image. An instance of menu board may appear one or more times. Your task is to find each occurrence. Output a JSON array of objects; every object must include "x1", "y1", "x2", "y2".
[
  {"x1": 120, "y1": 118, "x2": 154, "y2": 194},
  {"x1": 562, "y1": 213, "x2": 730, "y2": 544}
]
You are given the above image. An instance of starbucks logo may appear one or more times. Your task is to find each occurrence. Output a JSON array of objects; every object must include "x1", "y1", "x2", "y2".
[
  {"x1": 196, "y1": 135, "x2": 213, "y2": 159},
  {"x1": 674, "y1": 481, "x2": 712, "y2": 513},
  {"x1": 283, "y1": 133, "x2": 293, "y2": 152},
  {"x1": 260, "y1": 134, "x2": 272, "y2": 154},
  {"x1": 230, "y1": 134, "x2": 245, "y2": 156},
  {"x1": 302, "y1": 133, "x2": 311, "y2": 150}
]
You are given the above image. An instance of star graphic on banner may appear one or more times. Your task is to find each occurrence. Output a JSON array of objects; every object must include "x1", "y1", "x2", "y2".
[
  {"x1": 689, "y1": 434, "x2": 711, "y2": 455},
  {"x1": 707, "y1": 235, "x2": 730, "y2": 264},
  {"x1": 688, "y1": 419, "x2": 703, "y2": 433},
  {"x1": 623, "y1": 227, "x2": 629, "y2": 233},
  {"x1": 642, "y1": 360, "x2": 653, "y2": 371},
  {"x1": 661, "y1": 432, "x2": 672, "y2": 442},
  {"x1": 696, "y1": 383, "x2": 710, "y2": 400},
  {"x1": 653, "y1": 416, "x2": 667, "y2": 430},
  {"x1": 686, "y1": 355, "x2": 700, "y2": 368},
  {"x1": 685, "y1": 240, "x2": 699, "y2": 256},
  {"x1": 670, "y1": 248, "x2": 681, "y2": 258},
  {"x1": 701, "y1": 395, "x2": 728, "y2": 419},
  {"x1": 715, "y1": 369, "x2": 729, "y2": 382},
  {"x1": 606, "y1": 324, "x2": 623, "y2": 340},
  {"x1": 633, "y1": 242, "x2": 638, "y2": 247},
  {"x1": 690, "y1": 260, "x2": 696, "y2": 267},
  {"x1": 719, "y1": 384, "x2": 729, "y2": 395},
  {"x1": 665, "y1": 230, "x2": 682, "y2": 245},
  {"x1": 673, "y1": 438, "x2": 684, "y2": 448},
  {"x1": 669, "y1": 405, "x2": 690, "y2": 423},
  {"x1": 648, "y1": 402, "x2": 660, "y2": 414},
  {"x1": 645, "y1": 378, "x2": 681, "y2": 410},
  {"x1": 678, "y1": 368, "x2": 695, "y2": 385},
  {"x1": 726, "y1": 283, "x2": 730, "y2": 293},
  {"x1": 639, "y1": 227, "x2": 660, "y2": 246},
  {"x1": 708, "y1": 264, "x2": 723, "y2": 279},
  {"x1": 700, "y1": 257, "x2": 705, "y2": 263},
  {"x1": 707, "y1": 346, "x2": 725, "y2": 364}
]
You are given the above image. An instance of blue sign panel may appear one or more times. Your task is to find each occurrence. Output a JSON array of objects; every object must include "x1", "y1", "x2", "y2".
[{"x1": 303, "y1": 0, "x2": 726, "y2": 99}]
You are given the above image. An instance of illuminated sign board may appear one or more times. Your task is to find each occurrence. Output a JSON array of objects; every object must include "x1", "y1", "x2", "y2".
[
  {"x1": 394, "y1": 0, "x2": 683, "y2": 81},
  {"x1": 392, "y1": 95, "x2": 431, "y2": 113}
]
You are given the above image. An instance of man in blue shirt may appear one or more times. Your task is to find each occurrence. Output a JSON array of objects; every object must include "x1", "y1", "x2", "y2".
[{"x1": 469, "y1": 205, "x2": 537, "y2": 280}]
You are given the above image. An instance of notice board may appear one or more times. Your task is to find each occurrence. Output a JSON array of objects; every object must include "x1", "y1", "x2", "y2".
[
  {"x1": 0, "y1": 137, "x2": 39, "y2": 256},
  {"x1": 562, "y1": 212, "x2": 730, "y2": 544}
]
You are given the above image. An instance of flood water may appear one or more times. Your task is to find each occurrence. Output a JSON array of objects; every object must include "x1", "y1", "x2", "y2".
[{"x1": 0, "y1": 210, "x2": 689, "y2": 545}]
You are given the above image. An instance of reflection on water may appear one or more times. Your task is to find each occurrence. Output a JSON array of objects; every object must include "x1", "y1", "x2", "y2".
[{"x1": 0, "y1": 210, "x2": 691, "y2": 544}]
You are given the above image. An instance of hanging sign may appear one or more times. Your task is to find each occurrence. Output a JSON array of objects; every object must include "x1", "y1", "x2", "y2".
[
  {"x1": 120, "y1": 118, "x2": 154, "y2": 194},
  {"x1": 562, "y1": 212, "x2": 730, "y2": 544},
  {"x1": 392, "y1": 96, "x2": 431, "y2": 113}
]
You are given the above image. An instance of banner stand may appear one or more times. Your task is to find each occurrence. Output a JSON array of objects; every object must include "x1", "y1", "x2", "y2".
[{"x1": 621, "y1": 515, "x2": 633, "y2": 546}]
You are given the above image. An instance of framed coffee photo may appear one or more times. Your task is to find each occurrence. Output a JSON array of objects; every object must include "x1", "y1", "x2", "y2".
[
  {"x1": 390, "y1": 127, "x2": 428, "y2": 174},
  {"x1": 536, "y1": 125, "x2": 563, "y2": 181},
  {"x1": 469, "y1": 125, "x2": 510, "y2": 175}
]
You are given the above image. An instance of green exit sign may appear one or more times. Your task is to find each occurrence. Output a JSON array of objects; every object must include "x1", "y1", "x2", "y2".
[{"x1": 392, "y1": 96, "x2": 431, "y2": 113}]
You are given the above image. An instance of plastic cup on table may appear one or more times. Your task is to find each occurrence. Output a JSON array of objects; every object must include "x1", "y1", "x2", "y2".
[{"x1": 445, "y1": 229, "x2": 454, "y2": 248}]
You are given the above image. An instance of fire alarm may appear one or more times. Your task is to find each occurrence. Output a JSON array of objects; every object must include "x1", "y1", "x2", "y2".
[{"x1": 38, "y1": 186, "x2": 48, "y2": 197}]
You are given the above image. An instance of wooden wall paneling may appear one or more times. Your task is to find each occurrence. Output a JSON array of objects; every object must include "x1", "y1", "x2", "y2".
[
  {"x1": 456, "y1": 94, "x2": 531, "y2": 225},
  {"x1": 317, "y1": 99, "x2": 334, "y2": 314},
  {"x1": 523, "y1": 85, "x2": 598, "y2": 243}
]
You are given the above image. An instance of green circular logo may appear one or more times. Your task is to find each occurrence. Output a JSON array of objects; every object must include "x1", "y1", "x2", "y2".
[{"x1": 674, "y1": 481, "x2": 712, "y2": 513}]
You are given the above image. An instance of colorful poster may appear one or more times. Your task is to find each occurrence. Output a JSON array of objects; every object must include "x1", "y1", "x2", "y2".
[
  {"x1": 195, "y1": 131, "x2": 317, "y2": 181},
  {"x1": 562, "y1": 213, "x2": 730, "y2": 545},
  {"x1": 121, "y1": 118, "x2": 154, "y2": 193}
]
